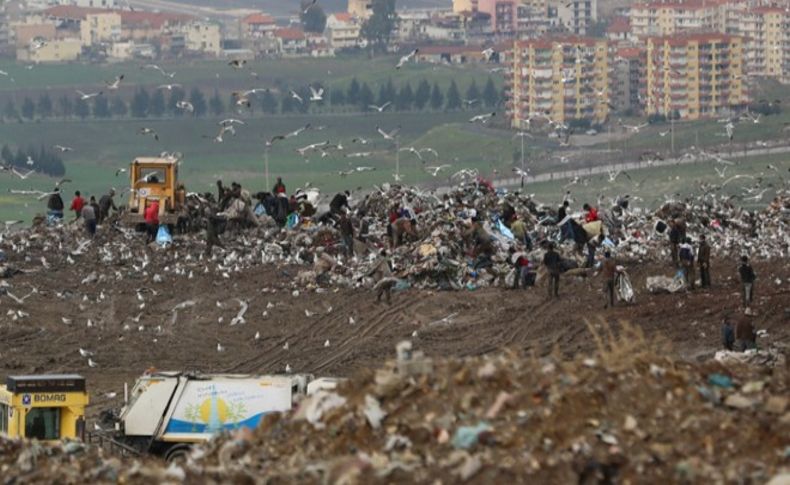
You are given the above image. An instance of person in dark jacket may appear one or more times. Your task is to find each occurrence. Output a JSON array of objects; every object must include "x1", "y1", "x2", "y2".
[
  {"x1": 89, "y1": 196, "x2": 101, "y2": 224},
  {"x1": 668, "y1": 218, "x2": 686, "y2": 266},
  {"x1": 600, "y1": 251, "x2": 617, "y2": 308},
  {"x1": 338, "y1": 213, "x2": 354, "y2": 257},
  {"x1": 738, "y1": 255, "x2": 756, "y2": 307},
  {"x1": 542, "y1": 242, "x2": 562, "y2": 299},
  {"x1": 330, "y1": 191, "x2": 350, "y2": 215},
  {"x1": 721, "y1": 317, "x2": 735, "y2": 351},
  {"x1": 697, "y1": 234, "x2": 711, "y2": 288},
  {"x1": 98, "y1": 189, "x2": 118, "y2": 223},
  {"x1": 735, "y1": 316, "x2": 756, "y2": 351},
  {"x1": 46, "y1": 188, "x2": 64, "y2": 221},
  {"x1": 272, "y1": 177, "x2": 286, "y2": 195}
]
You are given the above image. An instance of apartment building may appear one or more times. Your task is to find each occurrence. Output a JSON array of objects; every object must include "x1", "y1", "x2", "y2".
[
  {"x1": 738, "y1": 6, "x2": 789, "y2": 78},
  {"x1": 183, "y1": 21, "x2": 221, "y2": 56},
  {"x1": 80, "y1": 11, "x2": 121, "y2": 46},
  {"x1": 325, "y1": 13, "x2": 362, "y2": 49},
  {"x1": 348, "y1": 0, "x2": 373, "y2": 19},
  {"x1": 630, "y1": 0, "x2": 722, "y2": 37},
  {"x1": 556, "y1": 0, "x2": 597, "y2": 35},
  {"x1": 453, "y1": 0, "x2": 479, "y2": 12},
  {"x1": 646, "y1": 33, "x2": 746, "y2": 120},
  {"x1": 507, "y1": 36, "x2": 611, "y2": 128}
]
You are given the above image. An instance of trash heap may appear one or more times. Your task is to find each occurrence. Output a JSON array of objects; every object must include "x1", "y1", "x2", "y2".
[
  {"x1": 1, "y1": 331, "x2": 788, "y2": 483},
  {"x1": 1, "y1": 182, "x2": 788, "y2": 296}
]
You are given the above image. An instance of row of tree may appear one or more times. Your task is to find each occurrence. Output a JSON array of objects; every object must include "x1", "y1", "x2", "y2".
[
  {"x1": 1, "y1": 144, "x2": 66, "y2": 177},
  {"x1": 0, "y1": 77, "x2": 502, "y2": 121}
]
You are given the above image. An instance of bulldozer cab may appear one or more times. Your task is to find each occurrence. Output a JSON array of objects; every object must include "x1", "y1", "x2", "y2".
[
  {"x1": 0, "y1": 375, "x2": 89, "y2": 442},
  {"x1": 127, "y1": 157, "x2": 184, "y2": 225}
]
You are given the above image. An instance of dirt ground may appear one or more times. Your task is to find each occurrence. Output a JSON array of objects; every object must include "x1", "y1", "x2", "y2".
[{"x1": 1, "y1": 243, "x2": 788, "y2": 420}]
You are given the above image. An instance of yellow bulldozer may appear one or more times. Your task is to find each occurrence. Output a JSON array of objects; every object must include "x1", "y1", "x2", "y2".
[{"x1": 124, "y1": 157, "x2": 186, "y2": 226}]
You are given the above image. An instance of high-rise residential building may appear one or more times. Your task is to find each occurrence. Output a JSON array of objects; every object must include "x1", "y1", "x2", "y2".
[
  {"x1": 478, "y1": 0, "x2": 517, "y2": 33},
  {"x1": 612, "y1": 47, "x2": 643, "y2": 114},
  {"x1": 630, "y1": 0, "x2": 723, "y2": 37},
  {"x1": 507, "y1": 36, "x2": 611, "y2": 129},
  {"x1": 555, "y1": 0, "x2": 597, "y2": 35},
  {"x1": 348, "y1": 0, "x2": 373, "y2": 20},
  {"x1": 646, "y1": 33, "x2": 746, "y2": 120},
  {"x1": 737, "y1": 6, "x2": 789, "y2": 78},
  {"x1": 453, "y1": 0, "x2": 479, "y2": 13}
]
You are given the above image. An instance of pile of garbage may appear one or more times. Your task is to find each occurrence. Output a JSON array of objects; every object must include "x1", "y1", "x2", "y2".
[
  {"x1": 1, "y1": 182, "x2": 788, "y2": 296},
  {"x1": 1, "y1": 331, "x2": 788, "y2": 483}
]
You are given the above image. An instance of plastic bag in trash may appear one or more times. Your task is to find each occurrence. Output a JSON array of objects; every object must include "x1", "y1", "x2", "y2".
[
  {"x1": 156, "y1": 225, "x2": 173, "y2": 246},
  {"x1": 254, "y1": 203, "x2": 267, "y2": 216},
  {"x1": 286, "y1": 213, "x2": 300, "y2": 229},
  {"x1": 497, "y1": 220, "x2": 514, "y2": 240}
]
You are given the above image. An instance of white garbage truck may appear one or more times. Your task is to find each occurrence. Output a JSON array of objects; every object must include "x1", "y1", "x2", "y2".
[{"x1": 105, "y1": 372, "x2": 341, "y2": 461}]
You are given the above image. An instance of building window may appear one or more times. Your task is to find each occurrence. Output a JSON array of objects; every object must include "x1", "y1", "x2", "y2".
[
  {"x1": 25, "y1": 408, "x2": 60, "y2": 440},
  {"x1": 0, "y1": 404, "x2": 8, "y2": 434}
]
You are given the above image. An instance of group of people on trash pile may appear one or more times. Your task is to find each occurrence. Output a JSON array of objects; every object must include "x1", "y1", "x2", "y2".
[
  {"x1": 45, "y1": 188, "x2": 118, "y2": 237},
  {"x1": 37, "y1": 174, "x2": 781, "y2": 354}
]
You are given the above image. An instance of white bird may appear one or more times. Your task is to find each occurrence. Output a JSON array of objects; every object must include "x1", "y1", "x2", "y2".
[
  {"x1": 144, "y1": 64, "x2": 176, "y2": 78},
  {"x1": 138, "y1": 127, "x2": 159, "y2": 141},
  {"x1": 217, "y1": 342, "x2": 225, "y2": 352},
  {"x1": 105, "y1": 392, "x2": 117, "y2": 399},
  {"x1": 11, "y1": 167, "x2": 35, "y2": 179},
  {"x1": 53, "y1": 144, "x2": 73, "y2": 152},
  {"x1": 88, "y1": 358, "x2": 98, "y2": 368},
  {"x1": 79, "y1": 348, "x2": 94, "y2": 358},
  {"x1": 61, "y1": 317, "x2": 72, "y2": 325},
  {"x1": 282, "y1": 341, "x2": 289, "y2": 350},
  {"x1": 620, "y1": 121, "x2": 648, "y2": 133},
  {"x1": 425, "y1": 164, "x2": 451, "y2": 176},
  {"x1": 115, "y1": 168, "x2": 128, "y2": 177},
  {"x1": 482, "y1": 47, "x2": 496, "y2": 61},
  {"x1": 76, "y1": 90, "x2": 102, "y2": 100},
  {"x1": 396, "y1": 49, "x2": 419, "y2": 69},
  {"x1": 228, "y1": 59, "x2": 247, "y2": 69},
  {"x1": 349, "y1": 316, "x2": 355, "y2": 324},
  {"x1": 309, "y1": 86, "x2": 324, "y2": 101},
  {"x1": 376, "y1": 125, "x2": 400, "y2": 140},
  {"x1": 219, "y1": 118, "x2": 245, "y2": 127},
  {"x1": 305, "y1": 309, "x2": 315, "y2": 317},
  {"x1": 324, "y1": 339, "x2": 330, "y2": 347},
  {"x1": 469, "y1": 112, "x2": 496, "y2": 123},
  {"x1": 290, "y1": 90, "x2": 303, "y2": 104},
  {"x1": 105, "y1": 74, "x2": 124, "y2": 90},
  {"x1": 157, "y1": 83, "x2": 182, "y2": 91},
  {"x1": 176, "y1": 100, "x2": 194, "y2": 112},
  {"x1": 714, "y1": 166, "x2": 727, "y2": 178},
  {"x1": 285, "y1": 364, "x2": 292, "y2": 373},
  {"x1": 254, "y1": 331, "x2": 260, "y2": 340},
  {"x1": 368, "y1": 102, "x2": 391, "y2": 112}
]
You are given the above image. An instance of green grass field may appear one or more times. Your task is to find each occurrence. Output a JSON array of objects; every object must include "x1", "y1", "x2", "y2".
[
  {"x1": 522, "y1": 153, "x2": 789, "y2": 212},
  {"x1": 0, "y1": 56, "x2": 502, "y2": 97}
]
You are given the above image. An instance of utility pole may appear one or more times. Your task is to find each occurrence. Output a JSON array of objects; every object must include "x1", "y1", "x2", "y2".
[
  {"x1": 670, "y1": 114, "x2": 675, "y2": 154},
  {"x1": 264, "y1": 146, "x2": 270, "y2": 190},
  {"x1": 395, "y1": 137, "x2": 400, "y2": 182}
]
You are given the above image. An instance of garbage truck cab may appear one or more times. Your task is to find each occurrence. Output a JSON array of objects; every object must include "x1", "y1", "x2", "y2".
[
  {"x1": 114, "y1": 372, "x2": 318, "y2": 461},
  {"x1": 0, "y1": 375, "x2": 88, "y2": 442}
]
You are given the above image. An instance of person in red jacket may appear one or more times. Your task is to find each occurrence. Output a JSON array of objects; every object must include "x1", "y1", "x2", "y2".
[
  {"x1": 583, "y1": 203, "x2": 599, "y2": 223},
  {"x1": 144, "y1": 200, "x2": 159, "y2": 244},
  {"x1": 70, "y1": 191, "x2": 85, "y2": 219}
]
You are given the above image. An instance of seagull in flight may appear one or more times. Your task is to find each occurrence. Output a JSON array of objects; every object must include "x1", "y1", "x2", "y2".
[
  {"x1": 228, "y1": 59, "x2": 247, "y2": 69},
  {"x1": 376, "y1": 125, "x2": 400, "y2": 140},
  {"x1": 425, "y1": 164, "x2": 451, "y2": 176},
  {"x1": 142, "y1": 63, "x2": 176, "y2": 78},
  {"x1": 10, "y1": 167, "x2": 35, "y2": 179},
  {"x1": 290, "y1": 90, "x2": 303, "y2": 104},
  {"x1": 482, "y1": 47, "x2": 496, "y2": 61},
  {"x1": 105, "y1": 74, "x2": 124, "y2": 90},
  {"x1": 52, "y1": 144, "x2": 73, "y2": 152},
  {"x1": 469, "y1": 112, "x2": 496, "y2": 123},
  {"x1": 76, "y1": 90, "x2": 102, "y2": 100},
  {"x1": 396, "y1": 49, "x2": 419, "y2": 69},
  {"x1": 157, "y1": 83, "x2": 182, "y2": 91},
  {"x1": 620, "y1": 121, "x2": 648, "y2": 133},
  {"x1": 138, "y1": 127, "x2": 159, "y2": 141},
  {"x1": 219, "y1": 118, "x2": 245, "y2": 127},
  {"x1": 309, "y1": 86, "x2": 324, "y2": 101},
  {"x1": 303, "y1": 0, "x2": 318, "y2": 14},
  {"x1": 175, "y1": 100, "x2": 194, "y2": 112},
  {"x1": 369, "y1": 102, "x2": 391, "y2": 112}
]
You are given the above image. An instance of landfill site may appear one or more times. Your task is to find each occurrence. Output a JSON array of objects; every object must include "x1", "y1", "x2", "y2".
[{"x1": 0, "y1": 181, "x2": 789, "y2": 483}]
